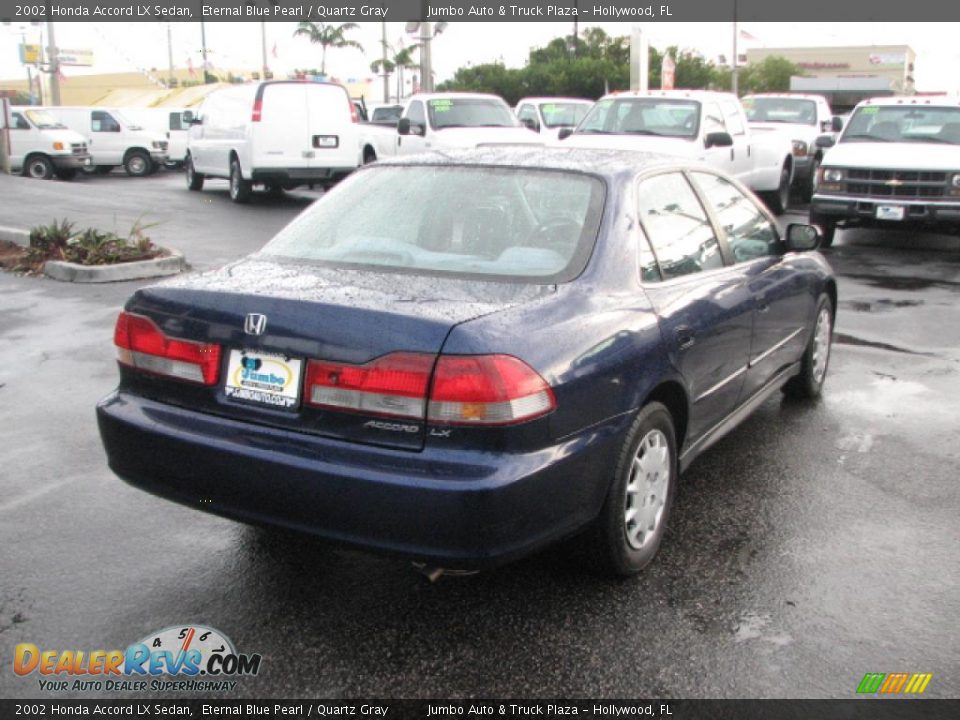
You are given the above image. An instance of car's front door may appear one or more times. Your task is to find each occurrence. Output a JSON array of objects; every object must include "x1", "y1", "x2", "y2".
[
  {"x1": 90, "y1": 110, "x2": 123, "y2": 165},
  {"x1": 637, "y1": 171, "x2": 755, "y2": 443},
  {"x1": 690, "y1": 171, "x2": 813, "y2": 399}
]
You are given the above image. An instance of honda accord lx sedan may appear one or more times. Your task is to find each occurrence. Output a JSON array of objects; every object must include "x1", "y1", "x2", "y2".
[{"x1": 97, "y1": 147, "x2": 836, "y2": 576}]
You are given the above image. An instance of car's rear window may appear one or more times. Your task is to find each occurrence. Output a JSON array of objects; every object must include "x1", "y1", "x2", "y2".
[{"x1": 259, "y1": 165, "x2": 605, "y2": 283}]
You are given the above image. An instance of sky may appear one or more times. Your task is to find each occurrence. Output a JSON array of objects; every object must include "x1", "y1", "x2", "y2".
[{"x1": 2, "y1": 21, "x2": 960, "y2": 99}]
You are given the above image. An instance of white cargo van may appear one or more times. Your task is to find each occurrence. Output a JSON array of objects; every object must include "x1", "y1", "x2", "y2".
[
  {"x1": 7, "y1": 107, "x2": 91, "y2": 180},
  {"x1": 38, "y1": 106, "x2": 168, "y2": 176},
  {"x1": 123, "y1": 107, "x2": 193, "y2": 167},
  {"x1": 185, "y1": 80, "x2": 361, "y2": 203}
]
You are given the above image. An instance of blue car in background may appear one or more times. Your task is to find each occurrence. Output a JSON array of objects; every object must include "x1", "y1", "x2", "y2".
[{"x1": 97, "y1": 147, "x2": 836, "y2": 576}]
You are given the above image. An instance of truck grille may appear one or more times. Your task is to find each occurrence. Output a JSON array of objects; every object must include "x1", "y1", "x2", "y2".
[
  {"x1": 71, "y1": 143, "x2": 88, "y2": 154},
  {"x1": 844, "y1": 169, "x2": 947, "y2": 200}
]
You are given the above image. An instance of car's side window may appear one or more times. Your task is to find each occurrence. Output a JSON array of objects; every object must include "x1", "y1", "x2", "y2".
[
  {"x1": 11, "y1": 112, "x2": 30, "y2": 130},
  {"x1": 720, "y1": 101, "x2": 745, "y2": 135},
  {"x1": 407, "y1": 101, "x2": 426, "y2": 129},
  {"x1": 92, "y1": 111, "x2": 120, "y2": 133},
  {"x1": 517, "y1": 104, "x2": 539, "y2": 131},
  {"x1": 637, "y1": 172, "x2": 725, "y2": 282},
  {"x1": 691, "y1": 172, "x2": 782, "y2": 262},
  {"x1": 702, "y1": 103, "x2": 726, "y2": 135}
]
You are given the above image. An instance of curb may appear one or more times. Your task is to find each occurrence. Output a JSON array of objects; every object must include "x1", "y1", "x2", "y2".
[
  {"x1": 0, "y1": 226, "x2": 30, "y2": 248},
  {"x1": 43, "y1": 248, "x2": 186, "y2": 283}
]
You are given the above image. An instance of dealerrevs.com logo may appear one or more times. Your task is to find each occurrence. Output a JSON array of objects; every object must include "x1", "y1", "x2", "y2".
[{"x1": 14, "y1": 624, "x2": 262, "y2": 693}]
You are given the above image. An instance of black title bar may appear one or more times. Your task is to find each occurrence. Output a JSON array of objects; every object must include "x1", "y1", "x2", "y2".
[{"x1": 3, "y1": 0, "x2": 960, "y2": 22}]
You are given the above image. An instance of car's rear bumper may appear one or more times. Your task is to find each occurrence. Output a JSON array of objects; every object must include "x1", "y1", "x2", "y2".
[
  {"x1": 96, "y1": 392, "x2": 623, "y2": 568},
  {"x1": 251, "y1": 167, "x2": 356, "y2": 184}
]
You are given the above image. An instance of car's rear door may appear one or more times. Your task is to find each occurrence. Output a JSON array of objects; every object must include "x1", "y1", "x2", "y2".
[
  {"x1": 255, "y1": 83, "x2": 311, "y2": 172},
  {"x1": 636, "y1": 170, "x2": 754, "y2": 442},
  {"x1": 690, "y1": 171, "x2": 813, "y2": 398}
]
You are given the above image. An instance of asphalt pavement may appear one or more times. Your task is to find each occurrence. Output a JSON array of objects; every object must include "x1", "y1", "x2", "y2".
[{"x1": 0, "y1": 170, "x2": 958, "y2": 699}]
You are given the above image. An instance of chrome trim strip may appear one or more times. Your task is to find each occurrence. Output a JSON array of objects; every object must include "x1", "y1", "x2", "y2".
[
  {"x1": 749, "y1": 327, "x2": 804, "y2": 368},
  {"x1": 812, "y1": 194, "x2": 960, "y2": 207},
  {"x1": 695, "y1": 365, "x2": 748, "y2": 403}
]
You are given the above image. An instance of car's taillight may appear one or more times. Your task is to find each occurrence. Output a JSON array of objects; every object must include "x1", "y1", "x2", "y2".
[
  {"x1": 349, "y1": 98, "x2": 359, "y2": 124},
  {"x1": 305, "y1": 352, "x2": 432, "y2": 419},
  {"x1": 429, "y1": 355, "x2": 556, "y2": 425},
  {"x1": 114, "y1": 311, "x2": 221, "y2": 385},
  {"x1": 252, "y1": 98, "x2": 263, "y2": 122},
  {"x1": 304, "y1": 352, "x2": 555, "y2": 426}
]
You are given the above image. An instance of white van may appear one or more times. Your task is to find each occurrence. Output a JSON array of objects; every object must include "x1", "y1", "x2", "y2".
[
  {"x1": 38, "y1": 106, "x2": 168, "y2": 176},
  {"x1": 8, "y1": 107, "x2": 91, "y2": 180},
  {"x1": 186, "y1": 81, "x2": 361, "y2": 203},
  {"x1": 123, "y1": 107, "x2": 193, "y2": 167}
]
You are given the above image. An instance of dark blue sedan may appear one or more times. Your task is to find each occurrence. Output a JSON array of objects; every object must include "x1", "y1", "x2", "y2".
[{"x1": 97, "y1": 147, "x2": 836, "y2": 576}]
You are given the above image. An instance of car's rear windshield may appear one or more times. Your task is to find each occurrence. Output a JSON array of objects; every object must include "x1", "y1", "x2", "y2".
[
  {"x1": 259, "y1": 165, "x2": 605, "y2": 283},
  {"x1": 427, "y1": 98, "x2": 519, "y2": 129},
  {"x1": 743, "y1": 97, "x2": 817, "y2": 125}
]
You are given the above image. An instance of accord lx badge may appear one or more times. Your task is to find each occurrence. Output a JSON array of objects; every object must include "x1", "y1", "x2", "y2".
[{"x1": 244, "y1": 313, "x2": 268, "y2": 336}]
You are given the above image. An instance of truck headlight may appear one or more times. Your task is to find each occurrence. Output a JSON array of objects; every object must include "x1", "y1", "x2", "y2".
[
  {"x1": 151, "y1": 141, "x2": 164, "y2": 150},
  {"x1": 824, "y1": 168, "x2": 843, "y2": 183},
  {"x1": 792, "y1": 140, "x2": 808, "y2": 157},
  {"x1": 952, "y1": 173, "x2": 960, "y2": 188}
]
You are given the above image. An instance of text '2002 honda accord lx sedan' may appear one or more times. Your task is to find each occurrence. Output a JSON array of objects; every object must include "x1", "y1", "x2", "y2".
[{"x1": 97, "y1": 147, "x2": 836, "y2": 576}]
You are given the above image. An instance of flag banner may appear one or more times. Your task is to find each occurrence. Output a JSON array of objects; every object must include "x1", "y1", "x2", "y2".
[{"x1": 0, "y1": 0, "x2": 957, "y2": 21}]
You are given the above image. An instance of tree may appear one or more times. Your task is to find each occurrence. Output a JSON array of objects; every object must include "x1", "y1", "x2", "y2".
[
  {"x1": 293, "y1": 22, "x2": 364, "y2": 76},
  {"x1": 371, "y1": 43, "x2": 419, "y2": 102},
  {"x1": 736, "y1": 56, "x2": 804, "y2": 94}
]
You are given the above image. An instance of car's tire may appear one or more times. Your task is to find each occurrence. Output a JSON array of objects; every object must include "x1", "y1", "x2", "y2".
[
  {"x1": 799, "y1": 155, "x2": 820, "y2": 203},
  {"x1": 55, "y1": 168, "x2": 78, "y2": 181},
  {"x1": 266, "y1": 183, "x2": 285, "y2": 197},
  {"x1": 585, "y1": 402, "x2": 678, "y2": 577},
  {"x1": 124, "y1": 150, "x2": 151, "y2": 177},
  {"x1": 185, "y1": 155, "x2": 204, "y2": 191},
  {"x1": 24, "y1": 155, "x2": 54, "y2": 180},
  {"x1": 93, "y1": 165, "x2": 115, "y2": 176},
  {"x1": 810, "y1": 213, "x2": 837, "y2": 248},
  {"x1": 763, "y1": 162, "x2": 792, "y2": 216},
  {"x1": 229, "y1": 159, "x2": 251, "y2": 204},
  {"x1": 783, "y1": 294, "x2": 834, "y2": 400}
]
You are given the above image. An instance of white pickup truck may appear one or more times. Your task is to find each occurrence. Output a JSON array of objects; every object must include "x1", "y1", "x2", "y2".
[
  {"x1": 558, "y1": 90, "x2": 797, "y2": 214},
  {"x1": 359, "y1": 93, "x2": 541, "y2": 164},
  {"x1": 742, "y1": 93, "x2": 843, "y2": 201},
  {"x1": 810, "y1": 95, "x2": 960, "y2": 247}
]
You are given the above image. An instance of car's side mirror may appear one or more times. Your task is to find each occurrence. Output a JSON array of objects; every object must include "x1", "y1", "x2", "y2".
[
  {"x1": 187, "y1": 115, "x2": 203, "y2": 126},
  {"x1": 785, "y1": 223, "x2": 821, "y2": 252},
  {"x1": 704, "y1": 131, "x2": 734, "y2": 148},
  {"x1": 557, "y1": 127, "x2": 574, "y2": 141},
  {"x1": 831, "y1": 116, "x2": 844, "y2": 132},
  {"x1": 520, "y1": 117, "x2": 540, "y2": 132},
  {"x1": 182, "y1": 111, "x2": 195, "y2": 124},
  {"x1": 815, "y1": 134, "x2": 836, "y2": 149},
  {"x1": 397, "y1": 117, "x2": 411, "y2": 135}
]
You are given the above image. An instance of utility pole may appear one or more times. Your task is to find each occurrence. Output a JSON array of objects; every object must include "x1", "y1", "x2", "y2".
[
  {"x1": 731, "y1": 0, "x2": 739, "y2": 96},
  {"x1": 260, "y1": 22, "x2": 269, "y2": 79},
  {"x1": 167, "y1": 23, "x2": 175, "y2": 87},
  {"x1": 201, "y1": 21, "x2": 210, "y2": 84},
  {"x1": 46, "y1": 20, "x2": 61, "y2": 105},
  {"x1": 419, "y1": 22, "x2": 432, "y2": 93},
  {"x1": 381, "y1": 21, "x2": 389, "y2": 102}
]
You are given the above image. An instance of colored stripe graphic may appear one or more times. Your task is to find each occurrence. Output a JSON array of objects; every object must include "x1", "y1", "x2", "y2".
[
  {"x1": 857, "y1": 673, "x2": 886, "y2": 694},
  {"x1": 857, "y1": 672, "x2": 932, "y2": 694}
]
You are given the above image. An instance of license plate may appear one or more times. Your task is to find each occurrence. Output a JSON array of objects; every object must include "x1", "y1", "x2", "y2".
[
  {"x1": 224, "y1": 349, "x2": 302, "y2": 409},
  {"x1": 876, "y1": 205, "x2": 905, "y2": 221}
]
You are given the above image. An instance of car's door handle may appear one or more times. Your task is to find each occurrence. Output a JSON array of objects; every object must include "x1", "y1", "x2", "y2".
[
  {"x1": 675, "y1": 326, "x2": 696, "y2": 350},
  {"x1": 730, "y1": 148, "x2": 735, "y2": 160},
  {"x1": 757, "y1": 302, "x2": 770, "y2": 313}
]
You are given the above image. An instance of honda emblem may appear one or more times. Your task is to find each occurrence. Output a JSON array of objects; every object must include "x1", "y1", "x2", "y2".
[{"x1": 244, "y1": 313, "x2": 268, "y2": 336}]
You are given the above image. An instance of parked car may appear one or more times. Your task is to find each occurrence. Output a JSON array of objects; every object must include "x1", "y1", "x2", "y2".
[
  {"x1": 810, "y1": 95, "x2": 960, "y2": 246},
  {"x1": 123, "y1": 107, "x2": 194, "y2": 168},
  {"x1": 558, "y1": 90, "x2": 797, "y2": 215},
  {"x1": 515, "y1": 97, "x2": 593, "y2": 139},
  {"x1": 37, "y1": 106, "x2": 168, "y2": 176},
  {"x1": 367, "y1": 103, "x2": 403, "y2": 125},
  {"x1": 742, "y1": 93, "x2": 843, "y2": 201},
  {"x1": 96, "y1": 147, "x2": 835, "y2": 577},
  {"x1": 185, "y1": 80, "x2": 361, "y2": 203},
  {"x1": 358, "y1": 92, "x2": 541, "y2": 164},
  {"x1": 7, "y1": 107, "x2": 91, "y2": 180}
]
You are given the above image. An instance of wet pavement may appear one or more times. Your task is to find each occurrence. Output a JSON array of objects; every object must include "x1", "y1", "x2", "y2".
[{"x1": 0, "y1": 171, "x2": 958, "y2": 699}]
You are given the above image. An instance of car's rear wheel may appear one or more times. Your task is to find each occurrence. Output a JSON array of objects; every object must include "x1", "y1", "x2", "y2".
[
  {"x1": 784, "y1": 294, "x2": 833, "y2": 400},
  {"x1": 763, "y1": 162, "x2": 792, "y2": 216},
  {"x1": 25, "y1": 155, "x2": 54, "y2": 180},
  {"x1": 586, "y1": 402, "x2": 677, "y2": 576},
  {"x1": 185, "y1": 154, "x2": 204, "y2": 191},
  {"x1": 124, "y1": 150, "x2": 151, "y2": 177},
  {"x1": 229, "y1": 159, "x2": 251, "y2": 204},
  {"x1": 800, "y1": 156, "x2": 820, "y2": 203}
]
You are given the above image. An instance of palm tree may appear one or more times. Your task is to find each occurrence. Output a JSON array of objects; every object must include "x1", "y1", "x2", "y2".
[
  {"x1": 293, "y1": 22, "x2": 364, "y2": 76},
  {"x1": 370, "y1": 43, "x2": 419, "y2": 102}
]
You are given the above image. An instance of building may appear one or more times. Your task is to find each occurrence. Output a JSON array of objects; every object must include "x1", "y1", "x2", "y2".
[{"x1": 745, "y1": 45, "x2": 916, "y2": 111}]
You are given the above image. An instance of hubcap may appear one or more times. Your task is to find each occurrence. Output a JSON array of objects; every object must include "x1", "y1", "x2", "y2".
[
  {"x1": 129, "y1": 156, "x2": 146, "y2": 174},
  {"x1": 624, "y1": 429, "x2": 671, "y2": 550},
  {"x1": 812, "y1": 307, "x2": 832, "y2": 384},
  {"x1": 29, "y1": 161, "x2": 47, "y2": 178}
]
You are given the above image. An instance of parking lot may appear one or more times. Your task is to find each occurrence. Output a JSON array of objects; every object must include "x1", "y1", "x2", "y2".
[{"x1": 1, "y1": 170, "x2": 958, "y2": 699}]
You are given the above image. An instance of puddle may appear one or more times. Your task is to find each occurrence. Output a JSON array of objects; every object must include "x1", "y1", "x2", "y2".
[
  {"x1": 840, "y1": 299, "x2": 924, "y2": 313},
  {"x1": 833, "y1": 332, "x2": 934, "y2": 357},
  {"x1": 842, "y1": 273, "x2": 960, "y2": 292}
]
